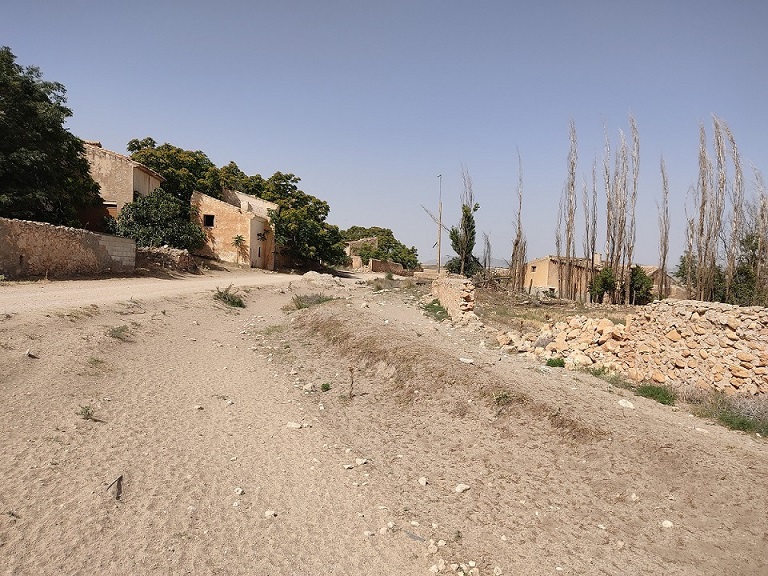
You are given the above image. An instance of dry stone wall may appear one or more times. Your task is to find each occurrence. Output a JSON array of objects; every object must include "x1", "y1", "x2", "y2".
[
  {"x1": 497, "y1": 299, "x2": 768, "y2": 395},
  {"x1": 432, "y1": 276, "x2": 477, "y2": 325},
  {"x1": 0, "y1": 217, "x2": 135, "y2": 279}
]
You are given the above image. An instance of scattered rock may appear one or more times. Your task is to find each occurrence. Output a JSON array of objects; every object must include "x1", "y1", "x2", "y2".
[
  {"x1": 661, "y1": 520, "x2": 674, "y2": 529},
  {"x1": 264, "y1": 509, "x2": 277, "y2": 518},
  {"x1": 194, "y1": 405, "x2": 204, "y2": 411},
  {"x1": 618, "y1": 399, "x2": 635, "y2": 409},
  {"x1": 355, "y1": 458, "x2": 368, "y2": 466},
  {"x1": 363, "y1": 530, "x2": 374, "y2": 537},
  {"x1": 455, "y1": 483, "x2": 470, "y2": 493},
  {"x1": 418, "y1": 476, "x2": 428, "y2": 486},
  {"x1": 234, "y1": 487, "x2": 244, "y2": 495},
  {"x1": 459, "y1": 358, "x2": 474, "y2": 364},
  {"x1": 24, "y1": 349, "x2": 38, "y2": 359}
]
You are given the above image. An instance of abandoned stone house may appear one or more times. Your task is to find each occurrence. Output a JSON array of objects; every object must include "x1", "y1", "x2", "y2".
[
  {"x1": 344, "y1": 236, "x2": 378, "y2": 269},
  {"x1": 190, "y1": 190, "x2": 278, "y2": 269},
  {"x1": 524, "y1": 254, "x2": 680, "y2": 301},
  {"x1": 525, "y1": 254, "x2": 600, "y2": 300},
  {"x1": 80, "y1": 141, "x2": 164, "y2": 229}
]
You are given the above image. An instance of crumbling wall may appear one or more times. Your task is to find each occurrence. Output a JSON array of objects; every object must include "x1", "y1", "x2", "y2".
[
  {"x1": 369, "y1": 259, "x2": 406, "y2": 275},
  {"x1": 432, "y1": 276, "x2": 477, "y2": 325},
  {"x1": 498, "y1": 299, "x2": 768, "y2": 395},
  {"x1": 0, "y1": 217, "x2": 135, "y2": 279}
]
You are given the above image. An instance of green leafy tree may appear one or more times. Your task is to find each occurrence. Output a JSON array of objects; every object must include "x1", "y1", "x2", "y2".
[
  {"x1": 260, "y1": 173, "x2": 346, "y2": 266},
  {"x1": 629, "y1": 266, "x2": 654, "y2": 305},
  {"x1": 113, "y1": 188, "x2": 205, "y2": 250},
  {"x1": 0, "y1": 46, "x2": 101, "y2": 225},
  {"x1": 449, "y1": 201, "x2": 480, "y2": 276},
  {"x1": 341, "y1": 226, "x2": 419, "y2": 269},
  {"x1": 127, "y1": 138, "x2": 220, "y2": 204},
  {"x1": 590, "y1": 267, "x2": 616, "y2": 303}
]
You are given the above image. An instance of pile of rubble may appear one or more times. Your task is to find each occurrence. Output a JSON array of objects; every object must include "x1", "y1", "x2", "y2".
[{"x1": 497, "y1": 299, "x2": 768, "y2": 396}]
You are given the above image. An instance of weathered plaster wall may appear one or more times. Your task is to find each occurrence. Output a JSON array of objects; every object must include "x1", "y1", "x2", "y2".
[
  {"x1": 191, "y1": 192, "x2": 274, "y2": 269},
  {"x1": 0, "y1": 217, "x2": 135, "y2": 278}
]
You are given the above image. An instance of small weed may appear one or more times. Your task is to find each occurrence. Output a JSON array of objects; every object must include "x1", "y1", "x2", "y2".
[
  {"x1": 87, "y1": 357, "x2": 105, "y2": 367},
  {"x1": 106, "y1": 325, "x2": 131, "y2": 341},
  {"x1": 385, "y1": 272, "x2": 394, "y2": 281},
  {"x1": 545, "y1": 357, "x2": 565, "y2": 368},
  {"x1": 6, "y1": 510, "x2": 20, "y2": 519},
  {"x1": 76, "y1": 405, "x2": 96, "y2": 421},
  {"x1": 261, "y1": 325, "x2": 285, "y2": 336},
  {"x1": 321, "y1": 382, "x2": 331, "y2": 392},
  {"x1": 494, "y1": 390, "x2": 512, "y2": 406},
  {"x1": 691, "y1": 391, "x2": 768, "y2": 436},
  {"x1": 214, "y1": 285, "x2": 245, "y2": 308},
  {"x1": 636, "y1": 384, "x2": 676, "y2": 406},
  {"x1": 422, "y1": 299, "x2": 449, "y2": 322},
  {"x1": 582, "y1": 366, "x2": 633, "y2": 389},
  {"x1": 289, "y1": 293, "x2": 334, "y2": 310}
]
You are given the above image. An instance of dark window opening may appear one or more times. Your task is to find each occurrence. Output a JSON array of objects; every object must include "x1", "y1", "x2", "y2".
[
  {"x1": 531, "y1": 265, "x2": 537, "y2": 272},
  {"x1": 203, "y1": 214, "x2": 215, "y2": 227},
  {"x1": 258, "y1": 247, "x2": 261, "y2": 257}
]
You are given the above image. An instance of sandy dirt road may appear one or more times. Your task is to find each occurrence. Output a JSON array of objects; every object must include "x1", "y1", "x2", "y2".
[
  {"x1": 0, "y1": 269, "x2": 295, "y2": 315},
  {"x1": 1, "y1": 272, "x2": 767, "y2": 575}
]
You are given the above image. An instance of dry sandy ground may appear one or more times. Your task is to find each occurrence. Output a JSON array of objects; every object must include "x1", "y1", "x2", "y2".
[{"x1": 1, "y1": 270, "x2": 767, "y2": 575}]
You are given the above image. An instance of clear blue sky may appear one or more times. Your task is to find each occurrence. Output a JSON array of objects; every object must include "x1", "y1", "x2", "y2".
[{"x1": 3, "y1": 1, "x2": 767, "y2": 266}]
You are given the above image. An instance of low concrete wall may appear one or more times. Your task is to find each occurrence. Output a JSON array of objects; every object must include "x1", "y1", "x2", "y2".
[
  {"x1": 0, "y1": 217, "x2": 135, "y2": 279},
  {"x1": 432, "y1": 276, "x2": 478, "y2": 325}
]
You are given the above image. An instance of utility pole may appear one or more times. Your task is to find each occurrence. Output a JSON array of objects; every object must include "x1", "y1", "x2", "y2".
[{"x1": 437, "y1": 174, "x2": 442, "y2": 274}]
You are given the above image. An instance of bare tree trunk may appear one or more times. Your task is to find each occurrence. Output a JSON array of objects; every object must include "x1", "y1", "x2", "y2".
[
  {"x1": 755, "y1": 168, "x2": 768, "y2": 304},
  {"x1": 624, "y1": 115, "x2": 639, "y2": 304},
  {"x1": 555, "y1": 195, "x2": 563, "y2": 298},
  {"x1": 695, "y1": 123, "x2": 713, "y2": 301},
  {"x1": 723, "y1": 121, "x2": 744, "y2": 303},
  {"x1": 564, "y1": 120, "x2": 578, "y2": 300},
  {"x1": 509, "y1": 149, "x2": 527, "y2": 292},
  {"x1": 658, "y1": 156, "x2": 670, "y2": 299}
]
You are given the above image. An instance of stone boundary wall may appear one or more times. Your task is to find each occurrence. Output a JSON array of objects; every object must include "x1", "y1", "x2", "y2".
[
  {"x1": 369, "y1": 258, "x2": 406, "y2": 275},
  {"x1": 0, "y1": 217, "x2": 135, "y2": 279},
  {"x1": 498, "y1": 299, "x2": 768, "y2": 395},
  {"x1": 136, "y1": 247, "x2": 199, "y2": 273},
  {"x1": 432, "y1": 276, "x2": 477, "y2": 325}
]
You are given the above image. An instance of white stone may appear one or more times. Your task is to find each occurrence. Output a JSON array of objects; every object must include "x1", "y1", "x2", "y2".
[
  {"x1": 355, "y1": 458, "x2": 368, "y2": 466},
  {"x1": 455, "y1": 483, "x2": 470, "y2": 493},
  {"x1": 234, "y1": 487, "x2": 244, "y2": 495},
  {"x1": 618, "y1": 399, "x2": 635, "y2": 409},
  {"x1": 418, "y1": 477, "x2": 428, "y2": 486},
  {"x1": 264, "y1": 509, "x2": 277, "y2": 518},
  {"x1": 459, "y1": 357, "x2": 474, "y2": 364},
  {"x1": 286, "y1": 421, "x2": 302, "y2": 429},
  {"x1": 661, "y1": 520, "x2": 674, "y2": 528}
]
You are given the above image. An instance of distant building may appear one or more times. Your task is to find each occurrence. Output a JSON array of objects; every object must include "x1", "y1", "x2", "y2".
[
  {"x1": 523, "y1": 254, "x2": 680, "y2": 302},
  {"x1": 524, "y1": 254, "x2": 600, "y2": 300},
  {"x1": 190, "y1": 190, "x2": 278, "y2": 269},
  {"x1": 80, "y1": 141, "x2": 164, "y2": 230}
]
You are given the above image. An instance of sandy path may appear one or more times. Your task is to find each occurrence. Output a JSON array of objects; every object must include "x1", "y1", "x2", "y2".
[
  {"x1": 1, "y1": 274, "x2": 767, "y2": 575},
  {"x1": 0, "y1": 269, "x2": 294, "y2": 314}
]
